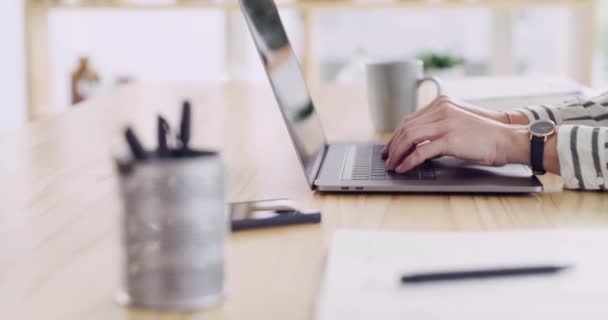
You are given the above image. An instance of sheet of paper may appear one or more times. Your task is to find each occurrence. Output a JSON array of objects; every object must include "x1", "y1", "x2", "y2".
[
  {"x1": 443, "y1": 76, "x2": 584, "y2": 101},
  {"x1": 316, "y1": 230, "x2": 608, "y2": 320},
  {"x1": 465, "y1": 93, "x2": 582, "y2": 111}
]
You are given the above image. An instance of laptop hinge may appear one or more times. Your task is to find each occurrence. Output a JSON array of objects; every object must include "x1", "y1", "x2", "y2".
[{"x1": 310, "y1": 145, "x2": 329, "y2": 190}]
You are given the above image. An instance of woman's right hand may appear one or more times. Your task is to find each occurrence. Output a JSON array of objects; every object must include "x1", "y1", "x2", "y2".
[
  {"x1": 382, "y1": 97, "x2": 531, "y2": 173},
  {"x1": 382, "y1": 97, "x2": 505, "y2": 158}
]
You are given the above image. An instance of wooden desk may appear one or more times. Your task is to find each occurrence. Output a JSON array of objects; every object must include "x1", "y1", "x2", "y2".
[{"x1": 1, "y1": 82, "x2": 607, "y2": 320}]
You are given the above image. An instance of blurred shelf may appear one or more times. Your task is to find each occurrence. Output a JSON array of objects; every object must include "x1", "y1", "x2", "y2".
[
  {"x1": 29, "y1": 1, "x2": 236, "y2": 10},
  {"x1": 24, "y1": 0, "x2": 595, "y2": 119},
  {"x1": 293, "y1": 0, "x2": 593, "y2": 9},
  {"x1": 29, "y1": 0, "x2": 594, "y2": 10}
]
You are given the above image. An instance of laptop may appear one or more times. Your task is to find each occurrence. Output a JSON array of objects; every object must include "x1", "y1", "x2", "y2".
[{"x1": 239, "y1": 0, "x2": 543, "y2": 193}]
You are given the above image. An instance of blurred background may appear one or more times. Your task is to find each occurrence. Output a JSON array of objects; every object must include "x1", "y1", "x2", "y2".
[{"x1": 1, "y1": 0, "x2": 607, "y2": 134}]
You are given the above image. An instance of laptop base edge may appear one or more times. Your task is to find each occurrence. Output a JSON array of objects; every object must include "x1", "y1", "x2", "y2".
[{"x1": 315, "y1": 142, "x2": 544, "y2": 194}]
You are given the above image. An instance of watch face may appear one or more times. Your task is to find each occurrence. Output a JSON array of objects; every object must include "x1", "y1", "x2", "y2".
[{"x1": 530, "y1": 120, "x2": 556, "y2": 136}]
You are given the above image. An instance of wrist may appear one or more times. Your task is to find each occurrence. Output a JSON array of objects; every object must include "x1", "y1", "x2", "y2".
[
  {"x1": 543, "y1": 130, "x2": 560, "y2": 175},
  {"x1": 492, "y1": 111, "x2": 529, "y2": 125},
  {"x1": 507, "y1": 111, "x2": 530, "y2": 125},
  {"x1": 504, "y1": 126, "x2": 531, "y2": 165}
]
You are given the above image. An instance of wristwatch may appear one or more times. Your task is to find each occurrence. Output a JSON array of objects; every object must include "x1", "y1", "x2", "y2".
[{"x1": 528, "y1": 120, "x2": 557, "y2": 175}]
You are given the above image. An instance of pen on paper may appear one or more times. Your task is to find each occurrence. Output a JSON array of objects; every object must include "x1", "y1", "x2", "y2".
[{"x1": 400, "y1": 264, "x2": 573, "y2": 284}]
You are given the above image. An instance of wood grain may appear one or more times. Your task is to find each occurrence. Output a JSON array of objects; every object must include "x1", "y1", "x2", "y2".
[{"x1": 1, "y1": 82, "x2": 607, "y2": 320}]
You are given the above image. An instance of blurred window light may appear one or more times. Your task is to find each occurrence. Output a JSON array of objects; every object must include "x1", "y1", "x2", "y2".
[
  {"x1": 49, "y1": 9, "x2": 226, "y2": 109},
  {"x1": 43, "y1": 3, "x2": 608, "y2": 110},
  {"x1": 0, "y1": 1, "x2": 27, "y2": 133}
]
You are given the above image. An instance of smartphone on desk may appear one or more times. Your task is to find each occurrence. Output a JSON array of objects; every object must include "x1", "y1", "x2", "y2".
[{"x1": 228, "y1": 199, "x2": 321, "y2": 231}]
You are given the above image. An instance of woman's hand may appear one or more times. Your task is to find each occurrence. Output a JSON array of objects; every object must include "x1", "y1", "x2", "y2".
[
  {"x1": 402, "y1": 96, "x2": 530, "y2": 126},
  {"x1": 382, "y1": 96, "x2": 531, "y2": 173}
]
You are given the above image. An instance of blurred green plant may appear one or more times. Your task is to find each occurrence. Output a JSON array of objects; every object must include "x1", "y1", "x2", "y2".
[{"x1": 417, "y1": 52, "x2": 466, "y2": 71}]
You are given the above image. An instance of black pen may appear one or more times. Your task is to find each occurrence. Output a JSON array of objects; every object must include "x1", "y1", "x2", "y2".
[
  {"x1": 178, "y1": 100, "x2": 191, "y2": 155},
  {"x1": 400, "y1": 264, "x2": 572, "y2": 284},
  {"x1": 124, "y1": 127, "x2": 148, "y2": 160},
  {"x1": 157, "y1": 115, "x2": 171, "y2": 158}
]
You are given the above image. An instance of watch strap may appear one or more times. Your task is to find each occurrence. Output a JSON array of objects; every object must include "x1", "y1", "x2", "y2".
[{"x1": 530, "y1": 136, "x2": 546, "y2": 175}]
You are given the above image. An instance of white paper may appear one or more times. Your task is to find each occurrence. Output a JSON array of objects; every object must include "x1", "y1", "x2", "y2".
[
  {"x1": 316, "y1": 230, "x2": 608, "y2": 320},
  {"x1": 443, "y1": 76, "x2": 584, "y2": 101}
]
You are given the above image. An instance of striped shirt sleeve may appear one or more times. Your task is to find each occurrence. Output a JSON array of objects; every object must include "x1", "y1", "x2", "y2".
[
  {"x1": 555, "y1": 125, "x2": 608, "y2": 190},
  {"x1": 518, "y1": 92, "x2": 608, "y2": 190}
]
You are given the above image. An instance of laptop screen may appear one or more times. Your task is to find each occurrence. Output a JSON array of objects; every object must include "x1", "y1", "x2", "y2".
[{"x1": 239, "y1": 0, "x2": 327, "y2": 188}]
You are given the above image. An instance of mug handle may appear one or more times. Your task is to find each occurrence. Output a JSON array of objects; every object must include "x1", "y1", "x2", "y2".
[{"x1": 417, "y1": 76, "x2": 443, "y2": 98}]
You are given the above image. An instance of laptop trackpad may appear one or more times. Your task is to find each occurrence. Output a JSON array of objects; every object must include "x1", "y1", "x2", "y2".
[{"x1": 433, "y1": 157, "x2": 533, "y2": 179}]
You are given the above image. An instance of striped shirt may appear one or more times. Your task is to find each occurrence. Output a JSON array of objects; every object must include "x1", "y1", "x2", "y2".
[{"x1": 519, "y1": 92, "x2": 608, "y2": 191}]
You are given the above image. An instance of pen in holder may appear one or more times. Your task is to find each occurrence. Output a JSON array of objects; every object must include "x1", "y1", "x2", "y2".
[{"x1": 114, "y1": 101, "x2": 227, "y2": 310}]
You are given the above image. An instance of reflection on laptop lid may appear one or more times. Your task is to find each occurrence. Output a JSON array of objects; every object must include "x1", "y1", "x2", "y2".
[{"x1": 239, "y1": 0, "x2": 328, "y2": 189}]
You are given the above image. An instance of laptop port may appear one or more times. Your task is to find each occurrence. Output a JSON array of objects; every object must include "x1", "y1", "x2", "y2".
[
  {"x1": 355, "y1": 187, "x2": 364, "y2": 190},
  {"x1": 340, "y1": 187, "x2": 349, "y2": 190}
]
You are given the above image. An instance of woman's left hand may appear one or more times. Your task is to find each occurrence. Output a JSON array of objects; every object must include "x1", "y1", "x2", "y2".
[{"x1": 383, "y1": 96, "x2": 530, "y2": 173}]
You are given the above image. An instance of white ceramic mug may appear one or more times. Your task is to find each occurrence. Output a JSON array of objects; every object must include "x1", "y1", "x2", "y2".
[{"x1": 366, "y1": 59, "x2": 443, "y2": 133}]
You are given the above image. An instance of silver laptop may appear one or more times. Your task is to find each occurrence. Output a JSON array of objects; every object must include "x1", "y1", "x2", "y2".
[{"x1": 239, "y1": 0, "x2": 543, "y2": 193}]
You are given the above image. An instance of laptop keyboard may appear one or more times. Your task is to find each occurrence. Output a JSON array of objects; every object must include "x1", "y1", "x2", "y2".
[{"x1": 351, "y1": 145, "x2": 436, "y2": 181}]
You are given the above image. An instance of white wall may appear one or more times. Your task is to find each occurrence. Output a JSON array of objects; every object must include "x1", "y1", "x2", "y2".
[
  {"x1": 0, "y1": 1, "x2": 27, "y2": 134},
  {"x1": 315, "y1": 9, "x2": 491, "y2": 62},
  {"x1": 47, "y1": 9, "x2": 305, "y2": 110},
  {"x1": 597, "y1": 0, "x2": 608, "y2": 85},
  {"x1": 49, "y1": 9, "x2": 227, "y2": 110},
  {"x1": 45, "y1": 7, "x2": 592, "y2": 109}
]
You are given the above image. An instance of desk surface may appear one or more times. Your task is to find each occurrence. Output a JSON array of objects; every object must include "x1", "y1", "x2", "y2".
[{"x1": 1, "y1": 81, "x2": 607, "y2": 320}]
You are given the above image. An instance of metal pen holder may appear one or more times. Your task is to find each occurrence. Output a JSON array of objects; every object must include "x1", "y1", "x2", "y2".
[{"x1": 115, "y1": 150, "x2": 227, "y2": 311}]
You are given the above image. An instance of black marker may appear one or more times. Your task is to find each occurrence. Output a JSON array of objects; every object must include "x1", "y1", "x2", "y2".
[
  {"x1": 178, "y1": 100, "x2": 191, "y2": 155},
  {"x1": 400, "y1": 264, "x2": 572, "y2": 284},
  {"x1": 124, "y1": 127, "x2": 147, "y2": 160},
  {"x1": 157, "y1": 115, "x2": 171, "y2": 158}
]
